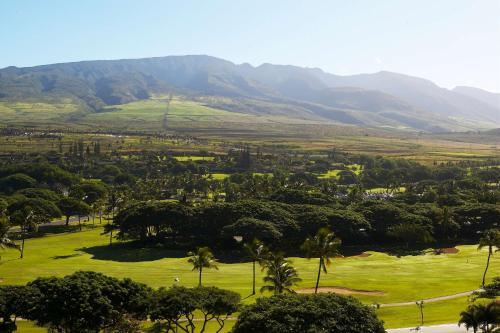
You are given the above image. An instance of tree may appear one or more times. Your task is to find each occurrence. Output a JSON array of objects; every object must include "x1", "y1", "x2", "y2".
[
  {"x1": 106, "y1": 188, "x2": 126, "y2": 245},
  {"x1": 0, "y1": 218, "x2": 20, "y2": 258},
  {"x1": 473, "y1": 277, "x2": 500, "y2": 300},
  {"x1": 478, "y1": 229, "x2": 500, "y2": 287},
  {"x1": 57, "y1": 197, "x2": 91, "y2": 230},
  {"x1": 150, "y1": 286, "x2": 240, "y2": 333},
  {"x1": 150, "y1": 286, "x2": 197, "y2": 333},
  {"x1": 9, "y1": 206, "x2": 53, "y2": 259},
  {"x1": 415, "y1": 300, "x2": 424, "y2": 327},
  {"x1": 243, "y1": 239, "x2": 268, "y2": 295},
  {"x1": 223, "y1": 218, "x2": 282, "y2": 243},
  {"x1": 232, "y1": 293, "x2": 385, "y2": 333},
  {"x1": 0, "y1": 199, "x2": 19, "y2": 257},
  {"x1": 387, "y1": 223, "x2": 434, "y2": 249},
  {"x1": 0, "y1": 285, "x2": 35, "y2": 332},
  {"x1": 25, "y1": 271, "x2": 152, "y2": 333},
  {"x1": 187, "y1": 247, "x2": 218, "y2": 287},
  {"x1": 0, "y1": 173, "x2": 37, "y2": 194},
  {"x1": 260, "y1": 252, "x2": 301, "y2": 295},
  {"x1": 193, "y1": 287, "x2": 240, "y2": 333},
  {"x1": 301, "y1": 227, "x2": 341, "y2": 293},
  {"x1": 459, "y1": 304, "x2": 482, "y2": 333},
  {"x1": 459, "y1": 302, "x2": 500, "y2": 333}
]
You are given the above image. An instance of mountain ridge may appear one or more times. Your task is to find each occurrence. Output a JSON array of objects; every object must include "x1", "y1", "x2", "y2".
[{"x1": 0, "y1": 55, "x2": 498, "y2": 132}]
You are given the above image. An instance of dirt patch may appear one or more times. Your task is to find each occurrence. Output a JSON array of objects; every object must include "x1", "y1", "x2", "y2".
[
  {"x1": 298, "y1": 286, "x2": 385, "y2": 296},
  {"x1": 438, "y1": 247, "x2": 459, "y2": 254}
]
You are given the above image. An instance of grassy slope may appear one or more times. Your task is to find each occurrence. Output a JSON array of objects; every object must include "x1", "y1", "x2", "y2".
[
  {"x1": 0, "y1": 99, "x2": 80, "y2": 126},
  {"x1": 1, "y1": 224, "x2": 497, "y2": 330}
]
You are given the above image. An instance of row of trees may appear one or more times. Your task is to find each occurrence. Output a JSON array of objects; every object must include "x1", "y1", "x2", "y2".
[
  {"x1": 112, "y1": 199, "x2": 499, "y2": 251},
  {"x1": 0, "y1": 271, "x2": 384, "y2": 333}
]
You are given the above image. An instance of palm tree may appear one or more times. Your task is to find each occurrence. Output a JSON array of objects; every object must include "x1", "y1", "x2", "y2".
[
  {"x1": 301, "y1": 227, "x2": 341, "y2": 293},
  {"x1": 260, "y1": 252, "x2": 301, "y2": 295},
  {"x1": 459, "y1": 304, "x2": 482, "y2": 333},
  {"x1": 478, "y1": 229, "x2": 500, "y2": 287},
  {"x1": 187, "y1": 247, "x2": 218, "y2": 287},
  {"x1": 10, "y1": 208, "x2": 42, "y2": 259},
  {"x1": 459, "y1": 302, "x2": 500, "y2": 333},
  {"x1": 0, "y1": 218, "x2": 20, "y2": 259},
  {"x1": 243, "y1": 238, "x2": 268, "y2": 295}
]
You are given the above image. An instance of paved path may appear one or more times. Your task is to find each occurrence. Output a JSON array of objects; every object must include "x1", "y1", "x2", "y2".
[
  {"x1": 379, "y1": 290, "x2": 477, "y2": 308},
  {"x1": 387, "y1": 324, "x2": 468, "y2": 333}
]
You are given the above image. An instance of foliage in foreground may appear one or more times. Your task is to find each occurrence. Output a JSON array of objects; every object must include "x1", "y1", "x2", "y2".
[
  {"x1": 232, "y1": 293, "x2": 385, "y2": 333},
  {"x1": 458, "y1": 301, "x2": 500, "y2": 333}
]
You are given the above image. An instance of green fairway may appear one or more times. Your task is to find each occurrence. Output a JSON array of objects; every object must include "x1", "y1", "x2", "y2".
[
  {"x1": 318, "y1": 164, "x2": 362, "y2": 179},
  {"x1": 173, "y1": 156, "x2": 215, "y2": 161},
  {"x1": 0, "y1": 225, "x2": 497, "y2": 330}
]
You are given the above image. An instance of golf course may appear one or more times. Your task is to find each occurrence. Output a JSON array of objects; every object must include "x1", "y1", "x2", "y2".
[{"x1": 1, "y1": 222, "x2": 497, "y2": 331}]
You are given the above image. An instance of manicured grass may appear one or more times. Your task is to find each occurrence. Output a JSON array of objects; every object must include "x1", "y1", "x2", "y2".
[
  {"x1": 206, "y1": 173, "x2": 231, "y2": 180},
  {"x1": 366, "y1": 187, "x2": 406, "y2": 193},
  {"x1": 318, "y1": 164, "x2": 362, "y2": 179},
  {"x1": 1, "y1": 225, "x2": 497, "y2": 331},
  {"x1": 12, "y1": 321, "x2": 47, "y2": 333},
  {"x1": 173, "y1": 156, "x2": 215, "y2": 161}
]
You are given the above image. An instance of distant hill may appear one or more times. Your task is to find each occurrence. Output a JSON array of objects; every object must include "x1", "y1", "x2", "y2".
[
  {"x1": 453, "y1": 86, "x2": 500, "y2": 110},
  {"x1": 0, "y1": 55, "x2": 498, "y2": 132}
]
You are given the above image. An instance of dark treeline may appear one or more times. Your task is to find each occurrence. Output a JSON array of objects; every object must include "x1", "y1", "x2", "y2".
[{"x1": 112, "y1": 197, "x2": 499, "y2": 253}]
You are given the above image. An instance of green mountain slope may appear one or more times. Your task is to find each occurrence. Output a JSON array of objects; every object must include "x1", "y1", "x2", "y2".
[{"x1": 0, "y1": 55, "x2": 498, "y2": 132}]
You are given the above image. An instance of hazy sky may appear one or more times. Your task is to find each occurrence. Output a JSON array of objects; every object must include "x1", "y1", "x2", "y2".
[{"x1": 1, "y1": 0, "x2": 499, "y2": 92}]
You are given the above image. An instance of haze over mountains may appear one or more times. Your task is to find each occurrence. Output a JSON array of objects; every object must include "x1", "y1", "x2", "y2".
[{"x1": 0, "y1": 55, "x2": 498, "y2": 133}]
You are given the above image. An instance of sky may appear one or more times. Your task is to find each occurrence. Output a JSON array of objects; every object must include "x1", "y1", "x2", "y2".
[{"x1": 1, "y1": 0, "x2": 499, "y2": 92}]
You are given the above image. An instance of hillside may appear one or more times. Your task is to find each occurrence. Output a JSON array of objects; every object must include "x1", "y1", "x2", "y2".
[
  {"x1": 453, "y1": 86, "x2": 500, "y2": 110},
  {"x1": 0, "y1": 55, "x2": 498, "y2": 133}
]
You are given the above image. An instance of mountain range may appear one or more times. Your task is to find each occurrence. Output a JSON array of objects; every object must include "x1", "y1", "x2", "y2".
[{"x1": 0, "y1": 55, "x2": 498, "y2": 132}]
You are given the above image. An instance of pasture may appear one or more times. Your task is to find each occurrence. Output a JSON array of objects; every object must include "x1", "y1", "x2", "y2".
[{"x1": 1, "y1": 224, "x2": 497, "y2": 330}]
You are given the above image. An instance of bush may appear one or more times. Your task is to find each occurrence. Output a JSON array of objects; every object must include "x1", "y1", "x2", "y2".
[{"x1": 232, "y1": 293, "x2": 385, "y2": 333}]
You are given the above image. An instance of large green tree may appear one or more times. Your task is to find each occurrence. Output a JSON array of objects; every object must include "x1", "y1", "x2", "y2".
[
  {"x1": 57, "y1": 197, "x2": 91, "y2": 229},
  {"x1": 232, "y1": 293, "x2": 385, "y2": 333},
  {"x1": 150, "y1": 286, "x2": 240, "y2": 333},
  {"x1": 25, "y1": 271, "x2": 152, "y2": 333}
]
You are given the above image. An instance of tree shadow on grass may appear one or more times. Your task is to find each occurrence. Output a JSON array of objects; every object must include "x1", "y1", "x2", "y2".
[
  {"x1": 50, "y1": 253, "x2": 83, "y2": 260},
  {"x1": 77, "y1": 243, "x2": 186, "y2": 262}
]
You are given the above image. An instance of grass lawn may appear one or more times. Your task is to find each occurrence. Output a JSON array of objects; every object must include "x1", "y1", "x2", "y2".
[
  {"x1": 318, "y1": 164, "x2": 362, "y2": 179},
  {"x1": 1, "y1": 224, "x2": 497, "y2": 331},
  {"x1": 366, "y1": 187, "x2": 406, "y2": 193},
  {"x1": 206, "y1": 173, "x2": 231, "y2": 180},
  {"x1": 173, "y1": 156, "x2": 215, "y2": 161}
]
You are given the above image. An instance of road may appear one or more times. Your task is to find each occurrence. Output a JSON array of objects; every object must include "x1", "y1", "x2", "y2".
[{"x1": 387, "y1": 324, "x2": 468, "y2": 333}]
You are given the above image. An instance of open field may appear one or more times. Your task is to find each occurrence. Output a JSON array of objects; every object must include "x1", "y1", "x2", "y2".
[
  {"x1": 1, "y1": 97, "x2": 499, "y2": 164},
  {"x1": 1, "y1": 224, "x2": 497, "y2": 330},
  {"x1": 0, "y1": 131, "x2": 498, "y2": 166}
]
